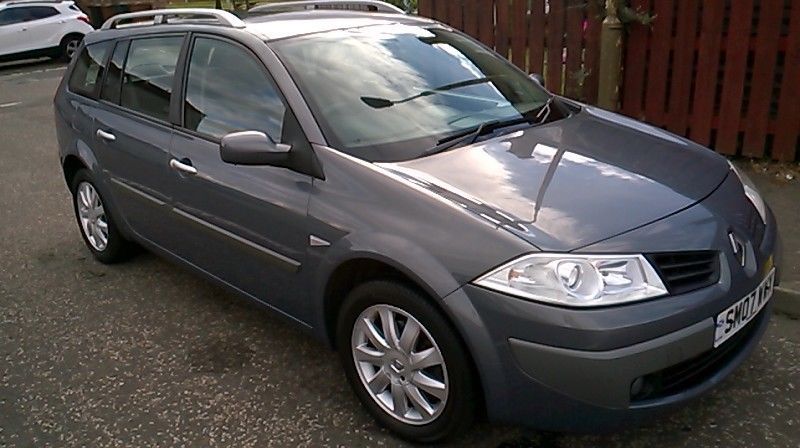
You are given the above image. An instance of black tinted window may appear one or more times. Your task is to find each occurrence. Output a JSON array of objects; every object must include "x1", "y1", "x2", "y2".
[
  {"x1": 27, "y1": 6, "x2": 58, "y2": 20},
  {"x1": 100, "y1": 40, "x2": 129, "y2": 104},
  {"x1": 0, "y1": 6, "x2": 58, "y2": 24},
  {"x1": 68, "y1": 41, "x2": 111, "y2": 98},
  {"x1": 0, "y1": 7, "x2": 28, "y2": 24},
  {"x1": 121, "y1": 36, "x2": 183, "y2": 121},
  {"x1": 183, "y1": 37, "x2": 285, "y2": 140}
]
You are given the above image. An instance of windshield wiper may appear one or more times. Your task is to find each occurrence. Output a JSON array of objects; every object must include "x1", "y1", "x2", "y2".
[
  {"x1": 419, "y1": 97, "x2": 559, "y2": 158},
  {"x1": 531, "y1": 95, "x2": 556, "y2": 123},
  {"x1": 360, "y1": 77, "x2": 496, "y2": 109},
  {"x1": 421, "y1": 116, "x2": 534, "y2": 157}
]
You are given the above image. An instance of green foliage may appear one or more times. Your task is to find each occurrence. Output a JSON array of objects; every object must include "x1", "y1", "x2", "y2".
[
  {"x1": 590, "y1": 0, "x2": 657, "y2": 26},
  {"x1": 619, "y1": 3, "x2": 656, "y2": 26}
]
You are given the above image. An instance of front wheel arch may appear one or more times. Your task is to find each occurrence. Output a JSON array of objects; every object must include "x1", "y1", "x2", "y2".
[
  {"x1": 321, "y1": 257, "x2": 487, "y2": 418},
  {"x1": 324, "y1": 257, "x2": 429, "y2": 349},
  {"x1": 336, "y1": 280, "x2": 481, "y2": 442}
]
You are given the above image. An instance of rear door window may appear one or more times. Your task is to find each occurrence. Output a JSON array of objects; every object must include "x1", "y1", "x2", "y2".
[
  {"x1": 68, "y1": 41, "x2": 112, "y2": 98},
  {"x1": 120, "y1": 36, "x2": 183, "y2": 121},
  {"x1": 0, "y1": 6, "x2": 58, "y2": 24},
  {"x1": 0, "y1": 7, "x2": 30, "y2": 25}
]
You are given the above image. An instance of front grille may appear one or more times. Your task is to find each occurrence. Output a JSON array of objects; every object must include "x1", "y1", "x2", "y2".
[
  {"x1": 630, "y1": 310, "x2": 764, "y2": 403},
  {"x1": 648, "y1": 251, "x2": 720, "y2": 295}
]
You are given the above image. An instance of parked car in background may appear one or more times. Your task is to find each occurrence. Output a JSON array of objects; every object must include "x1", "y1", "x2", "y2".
[
  {"x1": 0, "y1": 0, "x2": 93, "y2": 62},
  {"x1": 53, "y1": 1, "x2": 782, "y2": 443}
]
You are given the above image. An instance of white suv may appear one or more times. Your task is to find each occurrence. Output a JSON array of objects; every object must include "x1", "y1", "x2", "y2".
[{"x1": 0, "y1": 0, "x2": 93, "y2": 62}]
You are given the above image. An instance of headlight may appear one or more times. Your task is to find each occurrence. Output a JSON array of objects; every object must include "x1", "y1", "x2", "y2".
[
  {"x1": 474, "y1": 254, "x2": 667, "y2": 307},
  {"x1": 728, "y1": 161, "x2": 767, "y2": 224}
]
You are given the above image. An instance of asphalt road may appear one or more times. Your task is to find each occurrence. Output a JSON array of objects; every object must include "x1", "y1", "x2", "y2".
[{"x1": 1, "y1": 59, "x2": 798, "y2": 448}]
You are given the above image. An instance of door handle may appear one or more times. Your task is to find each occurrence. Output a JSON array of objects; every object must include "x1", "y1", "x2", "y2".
[
  {"x1": 169, "y1": 158, "x2": 197, "y2": 175},
  {"x1": 96, "y1": 129, "x2": 116, "y2": 141}
]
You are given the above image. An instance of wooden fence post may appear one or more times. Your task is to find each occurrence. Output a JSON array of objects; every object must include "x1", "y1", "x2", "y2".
[{"x1": 597, "y1": 0, "x2": 623, "y2": 110}]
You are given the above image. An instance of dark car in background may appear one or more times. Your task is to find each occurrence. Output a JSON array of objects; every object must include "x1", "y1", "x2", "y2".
[{"x1": 53, "y1": 1, "x2": 781, "y2": 442}]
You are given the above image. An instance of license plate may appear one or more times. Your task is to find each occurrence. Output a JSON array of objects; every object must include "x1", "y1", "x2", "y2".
[{"x1": 714, "y1": 268, "x2": 775, "y2": 348}]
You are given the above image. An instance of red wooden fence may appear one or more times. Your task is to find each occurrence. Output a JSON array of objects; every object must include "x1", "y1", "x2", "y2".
[
  {"x1": 419, "y1": 0, "x2": 603, "y2": 104},
  {"x1": 418, "y1": 0, "x2": 800, "y2": 162},
  {"x1": 622, "y1": 0, "x2": 799, "y2": 161}
]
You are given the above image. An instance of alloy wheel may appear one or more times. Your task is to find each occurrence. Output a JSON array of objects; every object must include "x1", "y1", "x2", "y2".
[
  {"x1": 351, "y1": 304, "x2": 449, "y2": 425},
  {"x1": 76, "y1": 182, "x2": 108, "y2": 251}
]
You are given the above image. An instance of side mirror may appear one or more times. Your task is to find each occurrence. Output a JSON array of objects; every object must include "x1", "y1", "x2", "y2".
[
  {"x1": 529, "y1": 73, "x2": 545, "y2": 86},
  {"x1": 219, "y1": 131, "x2": 291, "y2": 166}
]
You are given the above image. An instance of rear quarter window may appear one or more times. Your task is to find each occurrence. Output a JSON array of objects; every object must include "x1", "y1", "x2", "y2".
[
  {"x1": 68, "y1": 42, "x2": 112, "y2": 98},
  {"x1": 27, "y1": 6, "x2": 58, "y2": 20}
]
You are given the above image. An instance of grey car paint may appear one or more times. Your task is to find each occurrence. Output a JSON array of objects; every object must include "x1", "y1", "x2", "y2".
[
  {"x1": 93, "y1": 86, "x2": 181, "y2": 245},
  {"x1": 53, "y1": 12, "x2": 781, "y2": 433},
  {"x1": 381, "y1": 105, "x2": 731, "y2": 252},
  {"x1": 440, "y1": 172, "x2": 780, "y2": 429}
]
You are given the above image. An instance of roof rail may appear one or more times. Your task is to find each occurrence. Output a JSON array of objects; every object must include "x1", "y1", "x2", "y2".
[
  {"x1": 249, "y1": 0, "x2": 404, "y2": 15},
  {"x1": 1, "y1": 0, "x2": 68, "y2": 5},
  {"x1": 100, "y1": 8, "x2": 246, "y2": 30}
]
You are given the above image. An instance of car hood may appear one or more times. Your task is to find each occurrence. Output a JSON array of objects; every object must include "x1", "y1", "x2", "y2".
[{"x1": 379, "y1": 106, "x2": 730, "y2": 252}]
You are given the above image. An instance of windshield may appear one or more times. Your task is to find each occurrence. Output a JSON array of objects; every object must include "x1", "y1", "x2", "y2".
[{"x1": 273, "y1": 24, "x2": 554, "y2": 162}]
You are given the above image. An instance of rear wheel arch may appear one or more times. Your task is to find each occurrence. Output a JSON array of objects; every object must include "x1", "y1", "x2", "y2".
[
  {"x1": 62, "y1": 154, "x2": 88, "y2": 187},
  {"x1": 69, "y1": 168, "x2": 136, "y2": 262},
  {"x1": 62, "y1": 155, "x2": 131, "y2": 242},
  {"x1": 58, "y1": 33, "x2": 84, "y2": 60},
  {"x1": 59, "y1": 32, "x2": 84, "y2": 47}
]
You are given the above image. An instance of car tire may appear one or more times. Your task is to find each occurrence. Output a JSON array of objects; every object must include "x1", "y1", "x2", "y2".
[
  {"x1": 336, "y1": 280, "x2": 478, "y2": 443},
  {"x1": 59, "y1": 34, "x2": 82, "y2": 61},
  {"x1": 70, "y1": 169, "x2": 134, "y2": 264}
]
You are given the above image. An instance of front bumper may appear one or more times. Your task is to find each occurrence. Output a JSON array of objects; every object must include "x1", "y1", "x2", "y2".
[
  {"x1": 444, "y1": 283, "x2": 772, "y2": 432},
  {"x1": 441, "y1": 174, "x2": 781, "y2": 432},
  {"x1": 509, "y1": 302, "x2": 770, "y2": 410}
]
